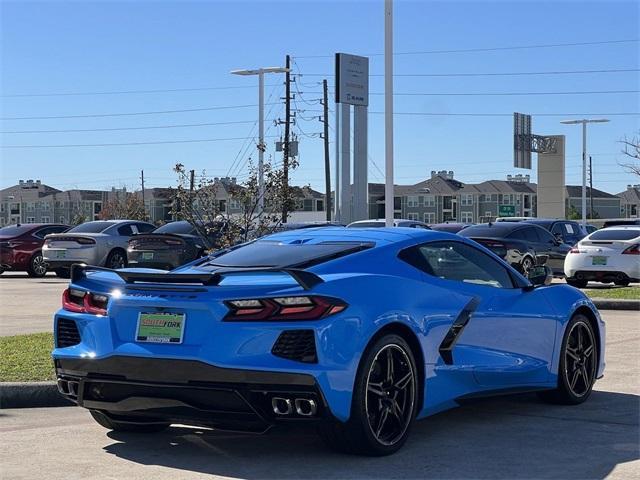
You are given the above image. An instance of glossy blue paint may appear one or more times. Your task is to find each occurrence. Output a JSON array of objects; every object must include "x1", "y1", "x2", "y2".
[{"x1": 52, "y1": 227, "x2": 605, "y2": 423}]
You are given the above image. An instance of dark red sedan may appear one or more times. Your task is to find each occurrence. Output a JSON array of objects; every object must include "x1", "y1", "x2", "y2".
[{"x1": 0, "y1": 223, "x2": 69, "y2": 277}]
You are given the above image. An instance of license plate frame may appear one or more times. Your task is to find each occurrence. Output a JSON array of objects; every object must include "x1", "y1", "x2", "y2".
[
  {"x1": 142, "y1": 252, "x2": 154, "y2": 260},
  {"x1": 136, "y1": 312, "x2": 185, "y2": 344},
  {"x1": 591, "y1": 256, "x2": 607, "y2": 266},
  {"x1": 55, "y1": 250, "x2": 66, "y2": 259}
]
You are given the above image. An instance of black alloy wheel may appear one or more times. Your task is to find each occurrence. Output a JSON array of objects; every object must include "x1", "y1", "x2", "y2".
[
  {"x1": 28, "y1": 253, "x2": 48, "y2": 278},
  {"x1": 520, "y1": 256, "x2": 534, "y2": 275},
  {"x1": 318, "y1": 334, "x2": 418, "y2": 456},
  {"x1": 538, "y1": 314, "x2": 597, "y2": 405},
  {"x1": 106, "y1": 250, "x2": 126, "y2": 269}
]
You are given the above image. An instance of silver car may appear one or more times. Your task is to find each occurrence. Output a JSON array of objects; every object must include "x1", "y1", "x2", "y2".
[{"x1": 43, "y1": 220, "x2": 155, "y2": 276}]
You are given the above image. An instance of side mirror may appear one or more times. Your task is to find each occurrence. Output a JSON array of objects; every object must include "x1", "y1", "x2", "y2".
[{"x1": 527, "y1": 265, "x2": 553, "y2": 288}]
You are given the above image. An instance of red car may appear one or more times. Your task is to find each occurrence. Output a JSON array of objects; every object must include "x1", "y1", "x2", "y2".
[{"x1": 0, "y1": 223, "x2": 69, "y2": 277}]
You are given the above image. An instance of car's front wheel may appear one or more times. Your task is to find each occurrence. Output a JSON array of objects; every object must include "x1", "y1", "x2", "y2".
[
  {"x1": 614, "y1": 279, "x2": 630, "y2": 287},
  {"x1": 90, "y1": 410, "x2": 170, "y2": 433},
  {"x1": 538, "y1": 314, "x2": 597, "y2": 405},
  {"x1": 318, "y1": 334, "x2": 418, "y2": 456}
]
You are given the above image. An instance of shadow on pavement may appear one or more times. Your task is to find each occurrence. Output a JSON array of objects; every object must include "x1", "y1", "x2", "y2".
[{"x1": 103, "y1": 390, "x2": 639, "y2": 479}]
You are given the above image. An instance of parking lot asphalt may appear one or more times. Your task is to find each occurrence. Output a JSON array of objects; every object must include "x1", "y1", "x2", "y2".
[
  {"x1": 0, "y1": 310, "x2": 638, "y2": 480},
  {"x1": 0, "y1": 272, "x2": 66, "y2": 336}
]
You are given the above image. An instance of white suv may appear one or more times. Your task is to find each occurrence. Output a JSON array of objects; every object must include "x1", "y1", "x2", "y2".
[{"x1": 564, "y1": 226, "x2": 640, "y2": 288}]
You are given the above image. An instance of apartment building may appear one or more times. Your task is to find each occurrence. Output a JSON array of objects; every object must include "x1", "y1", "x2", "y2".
[{"x1": 617, "y1": 185, "x2": 640, "y2": 218}]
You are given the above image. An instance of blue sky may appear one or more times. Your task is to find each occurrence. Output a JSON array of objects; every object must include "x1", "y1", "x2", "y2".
[{"x1": 1, "y1": 0, "x2": 638, "y2": 195}]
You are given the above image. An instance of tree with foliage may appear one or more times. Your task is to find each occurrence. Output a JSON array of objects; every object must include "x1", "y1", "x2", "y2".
[
  {"x1": 171, "y1": 157, "x2": 297, "y2": 249},
  {"x1": 98, "y1": 194, "x2": 147, "y2": 221},
  {"x1": 619, "y1": 133, "x2": 640, "y2": 177}
]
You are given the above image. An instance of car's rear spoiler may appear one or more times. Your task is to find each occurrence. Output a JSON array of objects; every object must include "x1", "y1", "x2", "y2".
[{"x1": 70, "y1": 263, "x2": 323, "y2": 291}]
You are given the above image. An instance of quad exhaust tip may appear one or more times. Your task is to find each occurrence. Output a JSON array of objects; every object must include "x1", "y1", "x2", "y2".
[{"x1": 271, "y1": 397, "x2": 317, "y2": 417}]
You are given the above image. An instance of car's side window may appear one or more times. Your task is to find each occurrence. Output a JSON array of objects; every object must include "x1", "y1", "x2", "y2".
[
  {"x1": 508, "y1": 229, "x2": 527, "y2": 241},
  {"x1": 400, "y1": 241, "x2": 514, "y2": 289},
  {"x1": 536, "y1": 227, "x2": 556, "y2": 244},
  {"x1": 136, "y1": 223, "x2": 155, "y2": 233},
  {"x1": 117, "y1": 225, "x2": 134, "y2": 236},
  {"x1": 551, "y1": 223, "x2": 563, "y2": 236}
]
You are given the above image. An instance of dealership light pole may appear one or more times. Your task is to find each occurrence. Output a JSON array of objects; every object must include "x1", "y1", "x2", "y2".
[
  {"x1": 231, "y1": 66, "x2": 289, "y2": 213},
  {"x1": 384, "y1": 0, "x2": 394, "y2": 227},
  {"x1": 560, "y1": 118, "x2": 610, "y2": 226}
]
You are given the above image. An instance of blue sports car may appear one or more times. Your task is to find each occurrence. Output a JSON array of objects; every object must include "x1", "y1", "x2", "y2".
[{"x1": 52, "y1": 227, "x2": 605, "y2": 456}]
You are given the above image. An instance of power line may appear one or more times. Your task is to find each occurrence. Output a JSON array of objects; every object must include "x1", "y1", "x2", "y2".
[
  {"x1": 1, "y1": 84, "x2": 282, "y2": 98},
  {"x1": 296, "y1": 110, "x2": 640, "y2": 117},
  {"x1": 309, "y1": 89, "x2": 640, "y2": 97},
  {"x1": 2, "y1": 135, "x2": 281, "y2": 149},
  {"x1": 295, "y1": 39, "x2": 639, "y2": 58},
  {"x1": 0, "y1": 119, "x2": 276, "y2": 134},
  {"x1": 299, "y1": 68, "x2": 639, "y2": 77},
  {"x1": 1, "y1": 103, "x2": 280, "y2": 120}
]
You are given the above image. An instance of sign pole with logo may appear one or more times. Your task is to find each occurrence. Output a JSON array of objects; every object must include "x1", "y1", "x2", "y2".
[{"x1": 335, "y1": 53, "x2": 369, "y2": 223}]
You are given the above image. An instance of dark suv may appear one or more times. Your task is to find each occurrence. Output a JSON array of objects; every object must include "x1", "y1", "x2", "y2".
[
  {"x1": 458, "y1": 222, "x2": 572, "y2": 275},
  {"x1": 521, "y1": 219, "x2": 586, "y2": 246},
  {"x1": 0, "y1": 223, "x2": 69, "y2": 277}
]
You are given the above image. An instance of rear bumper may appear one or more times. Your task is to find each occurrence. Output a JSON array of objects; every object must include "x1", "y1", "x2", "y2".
[
  {"x1": 55, "y1": 356, "x2": 328, "y2": 433},
  {"x1": 567, "y1": 270, "x2": 638, "y2": 283}
]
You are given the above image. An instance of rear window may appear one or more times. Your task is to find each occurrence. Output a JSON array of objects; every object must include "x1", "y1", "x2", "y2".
[
  {"x1": 0, "y1": 225, "x2": 33, "y2": 237},
  {"x1": 202, "y1": 241, "x2": 372, "y2": 268},
  {"x1": 347, "y1": 222, "x2": 383, "y2": 228},
  {"x1": 154, "y1": 222, "x2": 196, "y2": 235},
  {"x1": 458, "y1": 224, "x2": 513, "y2": 238},
  {"x1": 68, "y1": 221, "x2": 113, "y2": 233},
  {"x1": 588, "y1": 229, "x2": 640, "y2": 241}
]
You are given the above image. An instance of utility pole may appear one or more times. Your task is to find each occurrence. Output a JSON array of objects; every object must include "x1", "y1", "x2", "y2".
[
  {"x1": 282, "y1": 54, "x2": 292, "y2": 223},
  {"x1": 384, "y1": 0, "x2": 394, "y2": 227},
  {"x1": 589, "y1": 156, "x2": 594, "y2": 220},
  {"x1": 322, "y1": 79, "x2": 331, "y2": 221},
  {"x1": 140, "y1": 170, "x2": 146, "y2": 220},
  {"x1": 189, "y1": 169, "x2": 195, "y2": 193}
]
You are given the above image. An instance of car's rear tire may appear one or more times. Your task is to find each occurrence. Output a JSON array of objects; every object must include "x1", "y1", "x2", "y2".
[
  {"x1": 90, "y1": 410, "x2": 170, "y2": 433},
  {"x1": 519, "y1": 256, "x2": 534, "y2": 275},
  {"x1": 318, "y1": 334, "x2": 418, "y2": 456},
  {"x1": 27, "y1": 252, "x2": 48, "y2": 278},
  {"x1": 106, "y1": 249, "x2": 127, "y2": 269},
  {"x1": 55, "y1": 268, "x2": 70, "y2": 279},
  {"x1": 566, "y1": 278, "x2": 588, "y2": 288},
  {"x1": 537, "y1": 314, "x2": 597, "y2": 405},
  {"x1": 614, "y1": 279, "x2": 630, "y2": 287}
]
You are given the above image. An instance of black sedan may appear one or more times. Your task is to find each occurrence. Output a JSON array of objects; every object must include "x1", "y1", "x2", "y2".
[
  {"x1": 127, "y1": 221, "x2": 221, "y2": 270},
  {"x1": 458, "y1": 222, "x2": 572, "y2": 275}
]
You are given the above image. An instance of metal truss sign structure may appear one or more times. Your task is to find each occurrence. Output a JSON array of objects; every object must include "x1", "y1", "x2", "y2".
[{"x1": 514, "y1": 112, "x2": 557, "y2": 169}]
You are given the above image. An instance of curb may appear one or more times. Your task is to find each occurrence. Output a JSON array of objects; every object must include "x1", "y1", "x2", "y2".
[
  {"x1": 0, "y1": 381, "x2": 73, "y2": 409},
  {"x1": 591, "y1": 299, "x2": 640, "y2": 311}
]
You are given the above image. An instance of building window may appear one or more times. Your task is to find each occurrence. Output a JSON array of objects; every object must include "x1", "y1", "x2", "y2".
[
  {"x1": 407, "y1": 213, "x2": 419, "y2": 221},
  {"x1": 0, "y1": 203, "x2": 4, "y2": 212},
  {"x1": 502, "y1": 194, "x2": 512, "y2": 205},
  {"x1": 42, "y1": 202, "x2": 51, "y2": 211},
  {"x1": 491, "y1": 194, "x2": 498, "y2": 202},
  {"x1": 27, "y1": 202, "x2": 35, "y2": 211},
  {"x1": 10, "y1": 203, "x2": 20, "y2": 215},
  {"x1": 41, "y1": 216, "x2": 50, "y2": 223},
  {"x1": 26, "y1": 217, "x2": 36, "y2": 223},
  {"x1": 59, "y1": 216, "x2": 66, "y2": 223},
  {"x1": 424, "y1": 195, "x2": 435, "y2": 207},
  {"x1": 229, "y1": 199, "x2": 240, "y2": 210},
  {"x1": 461, "y1": 194, "x2": 473, "y2": 206},
  {"x1": 461, "y1": 211, "x2": 473, "y2": 223},
  {"x1": 218, "y1": 200, "x2": 227, "y2": 213},
  {"x1": 316, "y1": 199, "x2": 324, "y2": 211},
  {"x1": 407, "y1": 196, "x2": 419, "y2": 207},
  {"x1": 424, "y1": 212, "x2": 435, "y2": 224},
  {"x1": 303, "y1": 199, "x2": 313, "y2": 211}
]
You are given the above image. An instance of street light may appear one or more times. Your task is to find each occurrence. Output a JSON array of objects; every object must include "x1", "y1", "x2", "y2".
[
  {"x1": 560, "y1": 118, "x2": 610, "y2": 226},
  {"x1": 231, "y1": 66, "x2": 289, "y2": 213}
]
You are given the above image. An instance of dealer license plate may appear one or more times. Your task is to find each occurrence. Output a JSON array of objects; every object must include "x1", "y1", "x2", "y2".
[
  {"x1": 591, "y1": 256, "x2": 607, "y2": 266},
  {"x1": 142, "y1": 252, "x2": 154, "y2": 260},
  {"x1": 55, "y1": 250, "x2": 66, "y2": 259},
  {"x1": 136, "y1": 312, "x2": 185, "y2": 343}
]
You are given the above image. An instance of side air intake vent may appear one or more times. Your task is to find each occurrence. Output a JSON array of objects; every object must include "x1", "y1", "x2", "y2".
[
  {"x1": 272, "y1": 330, "x2": 317, "y2": 363},
  {"x1": 56, "y1": 318, "x2": 81, "y2": 348}
]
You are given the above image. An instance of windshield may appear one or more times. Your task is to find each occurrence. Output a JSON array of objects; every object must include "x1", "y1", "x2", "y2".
[
  {"x1": 154, "y1": 221, "x2": 196, "y2": 235},
  {"x1": 67, "y1": 221, "x2": 113, "y2": 233},
  {"x1": 458, "y1": 224, "x2": 513, "y2": 238},
  {"x1": 201, "y1": 240, "x2": 372, "y2": 268},
  {"x1": 0, "y1": 225, "x2": 33, "y2": 237},
  {"x1": 347, "y1": 222, "x2": 384, "y2": 228},
  {"x1": 588, "y1": 229, "x2": 640, "y2": 241}
]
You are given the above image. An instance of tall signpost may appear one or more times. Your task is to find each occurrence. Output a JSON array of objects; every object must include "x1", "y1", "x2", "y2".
[
  {"x1": 334, "y1": 53, "x2": 369, "y2": 223},
  {"x1": 513, "y1": 113, "x2": 566, "y2": 219}
]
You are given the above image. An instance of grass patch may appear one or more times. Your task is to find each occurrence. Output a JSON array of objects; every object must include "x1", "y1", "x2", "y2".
[
  {"x1": 584, "y1": 286, "x2": 640, "y2": 300},
  {"x1": 0, "y1": 332, "x2": 55, "y2": 382}
]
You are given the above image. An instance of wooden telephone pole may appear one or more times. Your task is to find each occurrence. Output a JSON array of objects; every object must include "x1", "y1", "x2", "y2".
[{"x1": 282, "y1": 54, "x2": 292, "y2": 223}]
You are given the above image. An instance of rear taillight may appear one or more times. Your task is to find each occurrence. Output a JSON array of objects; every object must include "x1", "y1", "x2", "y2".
[
  {"x1": 62, "y1": 288, "x2": 108, "y2": 315},
  {"x1": 622, "y1": 244, "x2": 640, "y2": 255},
  {"x1": 224, "y1": 296, "x2": 347, "y2": 321},
  {"x1": 569, "y1": 248, "x2": 582, "y2": 254},
  {"x1": 164, "y1": 238, "x2": 183, "y2": 245},
  {"x1": 75, "y1": 237, "x2": 96, "y2": 245}
]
